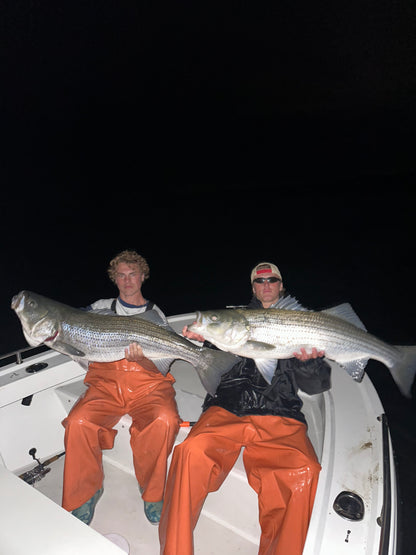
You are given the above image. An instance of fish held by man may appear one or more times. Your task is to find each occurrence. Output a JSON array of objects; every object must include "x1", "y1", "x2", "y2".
[
  {"x1": 11, "y1": 290, "x2": 239, "y2": 396},
  {"x1": 188, "y1": 304, "x2": 416, "y2": 398}
]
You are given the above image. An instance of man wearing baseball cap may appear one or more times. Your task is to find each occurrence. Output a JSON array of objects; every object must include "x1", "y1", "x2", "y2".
[
  {"x1": 250, "y1": 261, "x2": 284, "y2": 309},
  {"x1": 251, "y1": 261, "x2": 282, "y2": 281},
  {"x1": 161, "y1": 261, "x2": 331, "y2": 555}
]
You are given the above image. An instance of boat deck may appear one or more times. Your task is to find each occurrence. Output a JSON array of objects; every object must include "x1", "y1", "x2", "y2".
[{"x1": 33, "y1": 451, "x2": 259, "y2": 554}]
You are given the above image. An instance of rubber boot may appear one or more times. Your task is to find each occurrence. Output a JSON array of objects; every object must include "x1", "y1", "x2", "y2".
[
  {"x1": 139, "y1": 485, "x2": 163, "y2": 525},
  {"x1": 71, "y1": 487, "x2": 104, "y2": 525}
]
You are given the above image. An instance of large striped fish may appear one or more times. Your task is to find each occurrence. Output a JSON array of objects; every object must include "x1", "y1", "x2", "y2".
[
  {"x1": 11, "y1": 290, "x2": 239, "y2": 395},
  {"x1": 188, "y1": 302, "x2": 416, "y2": 398}
]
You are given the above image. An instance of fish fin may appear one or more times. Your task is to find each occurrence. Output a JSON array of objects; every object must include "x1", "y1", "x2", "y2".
[
  {"x1": 76, "y1": 359, "x2": 89, "y2": 371},
  {"x1": 131, "y1": 310, "x2": 173, "y2": 329},
  {"x1": 91, "y1": 306, "x2": 170, "y2": 326},
  {"x1": 339, "y1": 358, "x2": 369, "y2": 382},
  {"x1": 152, "y1": 358, "x2": 174, "y2": 376},
  {"x1": 53, "y1": 341, "x2": 86, "y2": 358},
  {"x1": 255, "y1": 359, "x2": 277, "y2": 384},
  {"x1": 322, "y1": 303, "x2": 367, "y2": 331},
  {"x1": 388, "y1": 345, "x2": 416, "y2": 398},
  {"x1": 273, "y1": 295, "x2": 308, "y2": 311},
  {"x1": 195, "y1": 349, "x2": 241, "y2": 396},
  {"x1": 245, "y1": 340, "x2": 276, "y2": 352},
  {"x1": 89, "y1": 308, "x2": 117, "y2": 316}
]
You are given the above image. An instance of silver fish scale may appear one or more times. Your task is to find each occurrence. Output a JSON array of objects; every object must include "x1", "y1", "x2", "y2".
[
  {"x1": 59, "y1": 311, "x2": 201, "y2": 363},
  {"x1": 243, "y1": 309, "x2": 400, "y2": 365}
]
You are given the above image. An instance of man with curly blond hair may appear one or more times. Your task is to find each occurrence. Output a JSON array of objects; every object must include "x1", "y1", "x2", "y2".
[
  {"x1": 62, "y1": 250, "x2": 180, "y2": 527},
  {"x1": 89, "y1": 250, "x2": 163, "y2": 318},
  {"x1": 107, "y1": 250, "x2": 150, "y2": 285}
]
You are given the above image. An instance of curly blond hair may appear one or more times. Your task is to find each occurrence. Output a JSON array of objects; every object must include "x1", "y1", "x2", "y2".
[{"x1": 107, "y1": 250, "x2": 150, "y2": 283}]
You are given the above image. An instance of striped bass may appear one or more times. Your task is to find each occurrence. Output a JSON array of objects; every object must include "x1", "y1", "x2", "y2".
[
  {"x1": 11, "y1": 290, "x2": 239, "y2": 396},
  {"x1": 188, "y1": 302, "x2": 416, "y2": 398}
]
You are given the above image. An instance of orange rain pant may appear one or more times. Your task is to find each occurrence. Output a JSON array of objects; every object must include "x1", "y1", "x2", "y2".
[
  {"x1": 61, "y1": 360, "x2": 180, "y2": 512},
  {"x1": 159, "y1": 406, "x2": 321, "y2": 555}
]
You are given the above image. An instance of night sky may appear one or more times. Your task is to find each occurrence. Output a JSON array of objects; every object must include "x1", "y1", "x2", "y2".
[
  {"x1": 2, "y1": 3, "x2": 416, "y2": 551},
  {"x1": 2, "y1": 2, "x2": 416, "y2": 350}
]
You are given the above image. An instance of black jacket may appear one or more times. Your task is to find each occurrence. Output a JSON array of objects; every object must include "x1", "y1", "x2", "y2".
[{"x1": 202, "y1": 297, "x2": 331, "y2": 424}]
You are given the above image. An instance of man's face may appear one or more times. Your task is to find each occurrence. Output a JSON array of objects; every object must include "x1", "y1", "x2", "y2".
[
  {"x1": 252, "y1": 275, "x2": 283, "y2": 308},
  {"x1": 115, "y1": 262, "x2": 144, "y2": 299}
]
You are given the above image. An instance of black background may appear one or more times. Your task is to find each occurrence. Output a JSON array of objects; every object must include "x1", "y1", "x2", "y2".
[{"x1": 2, "y1": 2, "x2": 416, "y2": 552}]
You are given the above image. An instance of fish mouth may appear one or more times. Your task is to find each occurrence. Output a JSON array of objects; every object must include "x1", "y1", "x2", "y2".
[
  {"x1": 188, "y1": 311, "x2": 202, "y2": 331},
  {"x1": 11, "y1": 291, "x2": 24, "y2": 311}
]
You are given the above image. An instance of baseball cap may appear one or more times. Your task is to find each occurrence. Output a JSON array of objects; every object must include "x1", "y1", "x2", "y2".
[{"x1": 250, "y1": 262, "x2": 282, "y2": 283}]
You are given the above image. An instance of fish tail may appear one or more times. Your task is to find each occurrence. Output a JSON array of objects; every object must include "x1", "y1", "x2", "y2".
[
  {"x1": 195, "y1": 348, "x2": 240, "y2": 396},
  {"x1": 389, "y1": 345, "x2": 416, "y2": 398}
]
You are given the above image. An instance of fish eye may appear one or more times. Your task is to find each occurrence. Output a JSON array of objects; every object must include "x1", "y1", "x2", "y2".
[{"x1": 210, "y1": 315, "x2": 218, "y2": 322}]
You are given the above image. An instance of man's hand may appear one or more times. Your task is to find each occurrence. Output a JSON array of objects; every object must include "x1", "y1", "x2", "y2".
[
  {"x1": 293, "y1": 347, "x2": 325, "y2": 361},
  {"x1": 182, "y1": 325, "x2": 205, "y2": 343},
  {"x1": 125, "y1": 342, "x2": 145, "y2": 362},
  {"x1": 125, "y1": 342, "x2": 160, "y2": 374}
]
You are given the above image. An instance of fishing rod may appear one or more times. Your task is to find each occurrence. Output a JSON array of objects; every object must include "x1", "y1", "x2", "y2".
[
  {"x1": 19, "y1": 447, "x2": 65, "y2": 485},
  {"x1": 19, "y1": 421, "x2": 196, "y2": 485}
]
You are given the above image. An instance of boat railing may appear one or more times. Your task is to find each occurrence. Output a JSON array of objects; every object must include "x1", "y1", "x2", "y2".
[{"x1": 0, "y1": 345, "x2": 50, "y2": 369}]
